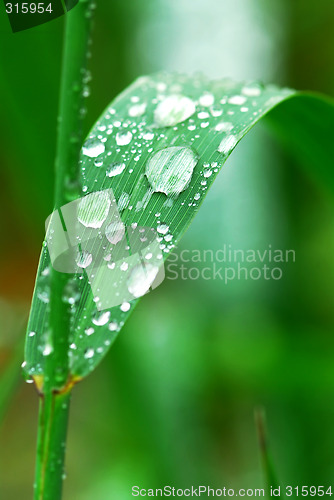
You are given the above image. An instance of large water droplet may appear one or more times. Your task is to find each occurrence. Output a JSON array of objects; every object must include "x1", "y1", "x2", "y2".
[
  {"x1": 127, "y1": 263, "x2": 159, "y2": 298},
  {"x1": 154, "y1": 95, "x2": 196, "y2": 127},
  {"x1": 78, "y1": 191, "x2": 111, "y2": 228},
  {"x1": 145, "y1": 146, "x2": 197, "y2": 196},
  {"x1": 82, "y1": 138, "x2": 105, "y2": 158}
]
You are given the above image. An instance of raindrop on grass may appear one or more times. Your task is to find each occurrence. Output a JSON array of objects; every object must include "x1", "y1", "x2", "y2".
[
  {"x1": 76, "y1": 251, "x2": 92, "y2": 269},
  {"x1": 127, "y1": 263, "x2": 159, "y2": 298},
  {"x1": 82, "y1": 138, "x2": 105, "y2": 158},
  {"x1": 92, "y1": 310, "x2": 111, "y2": 326},
  {"x1": 120, "y1": 302, "x2": 131, "y2": 312},
  {"x1": 157, "y1": 223, "x2": 169, "y2": 235},
  {"x1": 78, "y1": 191, "x2": 111, "y2": 228},
  {"x1": 145, "y1": 146, "x2": 197, "y2": 196},
  {"x1": 105, "y1": 221, "x2": 125, "y2": 244},
  {"x1": 154, "y1": 95, "x2": 196, "y2": 127},
  {"x1": 106, "y1": 163, "x2": 126, "y2": 177},
  {"x1": 84, "y1": 348, "x2": 94, "y2": 359},
  {"x1": 116, "y1": 131, "x2": 133, "y2": 146},
  {"x1": 218, "y1": 135, "x2": 238, "y2": 155}
]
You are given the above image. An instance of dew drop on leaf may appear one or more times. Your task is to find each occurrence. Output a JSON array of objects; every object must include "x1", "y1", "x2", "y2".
[
  {"x1": 145, "y1": 146, "x2": 198, "y2": 196},
  {"x1": 116, "y1": 131, "x2": 133, "y2": 146},
  {"x1": 157, "y1": 223, "x2": 169, "y2": 235},
  {"x1": 76, "y1": 251, "x2": 93, "y2": 269},
  {"x1": 106, "y1": 162, "x2": 126, "y2": 177},
  {"x1": 92, "y1": 310, "x2": 111, "y2": 326},
  {"x1": 78, "y1": 191, "x2": 111, "y2": 228},
  {"x1": 82, "y1": 138, "x2": 105, "y2": 158},
  {"x1": 154, "y1": 95, "x2": 196, "y2": 127},
  {"x1": 218, "y1": 135, "x2": 238, "y2": 155},
  {"x1": 127, "y1": 263, "x2": 159, "y2": 298},
  {"x1": 84, "y1": 348, "x2": 94, "y2": 359},
  {"x1": 105, "y1": 221, "x2": 125, "y2": 244}
]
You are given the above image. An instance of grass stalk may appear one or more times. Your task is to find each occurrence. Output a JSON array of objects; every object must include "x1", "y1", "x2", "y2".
[{"x1": 33, "y1": 1, "x2": 94, "y2": 499}]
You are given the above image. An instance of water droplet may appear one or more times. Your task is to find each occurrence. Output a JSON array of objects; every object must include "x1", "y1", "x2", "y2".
[
  {"x1": 242, "y1": 84, "x2": 262, "y2": 97},
  {"x1": 154, "y1": 95, "x2": 196, "y2": 127},
  {"x1": 203, "y1": 167, "x2": 212, "y2": 178},
  {"x1": 120, "y1": 261, "x2": 129, "y2": 271},
  {"x1": 228, "y1": 95, "x2": 247, "y2": 105},
  {"x1": 43, "y1": 343, "x2": 53, "y2": 356},
  {"x1": 145, "y1": 146, "x2": 198, "y2": 196},
  {"x1": 118, "y1": 192, "x2": 130, "y2": 211},
  {"x1": 82, "y1": 138, "x2": 105, "y2": 158},
  {"x1": 218, "y1": 135, "x2": 238, "y2": 155},
  {"x1": 128, "y1": 103, "x2": 146, "y2": 117},
  {"x1": 120, "y1": 302, "x2": 131, "y2": 312},
  {"x1": 143, "y1": 132, "x2": 154, "y2": 141},
  {"x1": 29, "y1": 331, "x2": 36, "y2": 337},
  {"x1": 194, "y1": 193, "x2": 200, "y2": 201},
  {"x1": 78, "y1": 191, "x2": 111, "y2": 228},
  {"x1": 92, "y1": 310, "x2": 111, "y2": 326},
  {"x1": 85, "y1": 327, "x2": 94, "y2": 336},
  {"x1": 106, "y1": 162, "x2": 126, "y2": 177},
  {"x1": 127, "y1": 264, "x2": 159, "y2": 298},
  {"x1": 199, "y1": 93, "x2": 214, "y2": 107},
  {"x1": 215, "y1": 121, "x2": 233, "y2": 132},
  {"x1": 116, "y1": 131, "x2": 133, "y2": 146},
  {"x1": 105, "y1": 221, "x2": 125, "y2": 244},
  {"x1": 76, "y1": 251, "x2": 92, "y2": 269},
  {"x1": 108, "y1": 321, "x2": 119, "y2": 332},
  {"x1": 157, "y1": 223, "x2": 169, "y2": 235},
  {"x1": 84, "y1": 348, "x2": 94, "y2": 359}
]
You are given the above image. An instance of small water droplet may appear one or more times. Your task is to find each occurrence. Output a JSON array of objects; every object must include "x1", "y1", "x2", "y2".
[
  {"x1": 108, "y1": 321, "x2": 119, "y2": 332},
  {"x1": 127, "y1": 263, "x2": 159, "y2": 298},
  {"x1": 92, "y1": 310, "x2": 111, "y2": 326},
  {"x1": 120, "y1": 302, "x2": 131, "y2": 312},
  {"x1": 76, "y1": 251, "x2": 92, "y2": 269},
  {"x1": 143, "y1": 132, "x2": 154, "y2": 141},
  {"x1": 228, "y1": 95, "x2": 247, "y2": 105},
  {"x1": 85, "y1": 327, "x2": 95, "y2": 336},
  {"x1": 218, "y1": 135, "x2": 238, "y2": 155},
  {"x1": 128, "y1": 103, "x2": 146, "y2": 117},
  {"x1": 82, "y1": 138, "x2": 105, "y2": 158},
  {"x1": 106, "y1": 162, "x2": 126, "y2": 177},
  {"x1": 215, "y1": 122, "x2": 233, "y2": 132},
  {"x1": 199, "y1": 93, "x2": 214, "y2": 107},
  {"x1": 116, "y1": 130, "x2": 133, "y2": 146},
  {"x1": 157, "y1": 223, "x2": 169, "y2": 235},
  {"x1": 154, "y1": 95, "x2": 196, "y2": 127},
  {"x1": 84, "y1": 348, "x2": 94, "y2": 359},
  {"x1": 105, "y1": 221, "x2": 125, "y2": 244}
]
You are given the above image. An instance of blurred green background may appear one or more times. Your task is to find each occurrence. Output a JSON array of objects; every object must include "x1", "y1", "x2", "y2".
[{"x1": 1, "y1": 0, "x2": 334, "y2": 498}]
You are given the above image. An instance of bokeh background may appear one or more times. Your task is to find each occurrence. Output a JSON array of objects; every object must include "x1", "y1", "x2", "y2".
[{"x1": 1, "y1": 0, "x2": 334, "y2": 498}]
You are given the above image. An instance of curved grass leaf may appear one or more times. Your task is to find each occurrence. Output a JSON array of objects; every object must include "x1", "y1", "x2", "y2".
[{"x1": 24, "y1": 73, "x2": 334, "y2": 385}]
